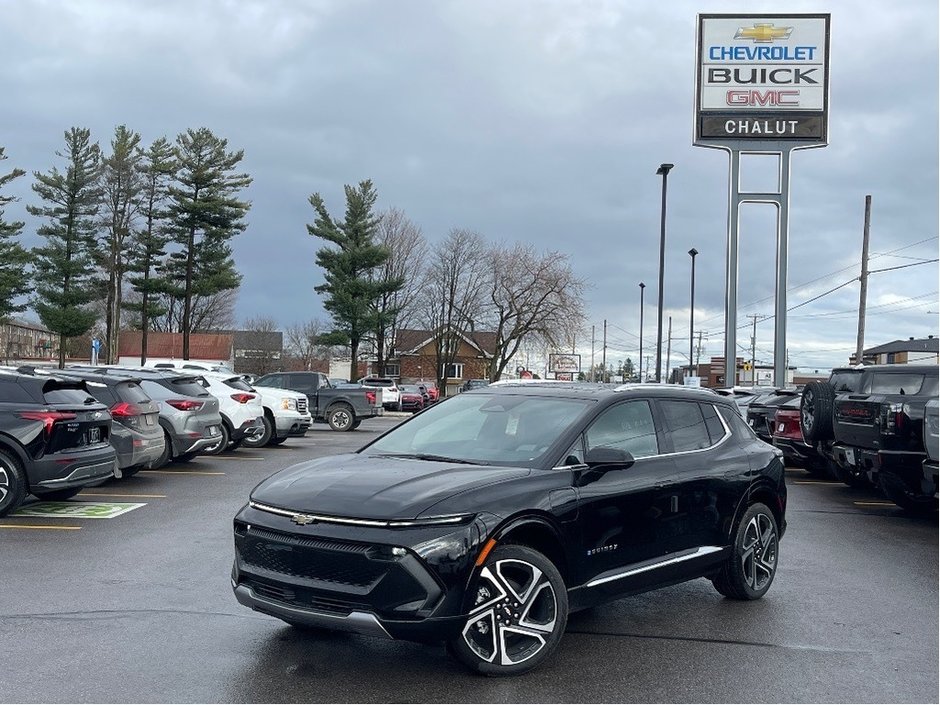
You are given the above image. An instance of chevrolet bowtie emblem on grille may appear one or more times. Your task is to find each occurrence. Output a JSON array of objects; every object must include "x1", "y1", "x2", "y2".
[
  {"x1": 291, "y1": 513, "x2": 317, "y2": 526},
  {"x1": 734, "y1": 23, "x2": 793, "y2": 42}
]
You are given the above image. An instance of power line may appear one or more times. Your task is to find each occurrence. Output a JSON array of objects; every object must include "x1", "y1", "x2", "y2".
[{"x1": 868, "y1": 258, "x2": 939, "y2": 275}]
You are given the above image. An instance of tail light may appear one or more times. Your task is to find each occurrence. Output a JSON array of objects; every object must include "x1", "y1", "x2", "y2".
[
  {"x1": 110, "y1": 402, "x2": 142, "y2": 418},
  {"x1": 18, "y1": 410, "x2": 77, "y2": 437},
  {"x1": 167, "y1": 399, "x2": 204, "y2": 412},
  {"x1": 365, "y1": 390, "x2": 376, "y2": 405},
  {"x1": 881, "y1": 402, "x2": 905, "y2": 434},
  {"x1": 230, "y1": 393, "x2": 256, "y2": 404}
]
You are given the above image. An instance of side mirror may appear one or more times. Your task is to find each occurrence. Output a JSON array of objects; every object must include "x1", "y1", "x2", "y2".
[{"x1": 585, "y1": 446, "x2": 635, "y2": 470}]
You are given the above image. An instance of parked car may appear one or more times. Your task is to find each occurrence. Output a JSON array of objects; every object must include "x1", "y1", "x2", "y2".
[
  {"x1": 459, "y1": 378, "x2": 490, "y2": 393},
  {"x1": 745, "y1": 388, "x2": 802, "y2": 444},
  {"x1": 47, "y1": 369, "x2": 164, "y2": 478},
  {"x1": 236, "y1": 380, "x2": 312, "y2": 448},
  {"x1": 257, "y1": 372, "x2": 384, "y2": 431},
  {"x1": 68, "y1": 366, "x2": 223, "y2": 467},
  {"x1": 329, "y1": 377, "x2": 349, "y2": 387},
  {"x1": 398, "y1": 384, "x2": 425, "y2": 412},
  {"x1": 922, "y1": 398, "x2": 938, "y2": 499},
  {"x1": 771, "y1": 396, "x2": 829, "y2": 476},
  {"x1": 358, "y1": 377, "x2": 402, "y2": 411},
  {"x1": 195, "y1": 372, "x2": 266, "y2": 454},
  {"x1": 799, "y1": 367, "x2": 867, "y2": 486},
  {"x1": 0, "y1": 369, "x2": 117, "y2": 516},
  {"x1": 829, "y1": 365, "x2": 938, "y2": 511},
  {"x1": 713, "y1": 386, "x2": 777, "y2": 417},
  {"x1": 232, "y1": 382, "x2": 786, "y2": 675},
  {"x1": 415, "y1": 382, "x2": 438, "y2": 404}
]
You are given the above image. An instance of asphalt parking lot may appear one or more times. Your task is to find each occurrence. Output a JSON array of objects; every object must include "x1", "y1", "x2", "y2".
[{"x1": 0, "y1": 416, "x2": 936, "y2": 703}]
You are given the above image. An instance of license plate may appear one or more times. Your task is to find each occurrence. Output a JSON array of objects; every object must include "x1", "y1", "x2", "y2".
[
  {"x1": 87, "y1": 427, "x2": 100, "y2": 444},
  {"x1": 777, "y1": 423, "x2": 785, "y2": 433},
  {"x1": 749, "y1": 418, "x2": 757, "y2": 428},
  {"x1": 844, "y1": 448, "x2": 855, "y2": 465},
  {"x1": 145, "y1": 415, "x2": 155, "y2": 426},
  {"x1": 207, "y1": 425, "x2": 219, "y2": 436}
]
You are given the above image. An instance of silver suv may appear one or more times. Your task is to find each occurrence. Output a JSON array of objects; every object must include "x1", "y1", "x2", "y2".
[{"x1": 68, "y1": 366, "x2": 223, "y2": 466}]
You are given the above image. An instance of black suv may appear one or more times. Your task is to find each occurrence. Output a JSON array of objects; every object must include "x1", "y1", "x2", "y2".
[
  {"x1": 0, "y1": 369, "x2": 117, "y2": 516},
  {"x1": 232, "y1": 383, "x2": 786, "y2": 675}
]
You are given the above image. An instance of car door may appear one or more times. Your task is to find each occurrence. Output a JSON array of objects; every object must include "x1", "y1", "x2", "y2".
[
  {"x1": 658, "y1": 399, "x2": 752, "y2": 554},
  {"x1": 574, "y1": 399, "x2": 679, "y2": 594}
]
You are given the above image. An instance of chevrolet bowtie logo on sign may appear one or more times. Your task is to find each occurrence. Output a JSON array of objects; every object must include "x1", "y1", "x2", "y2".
[
  {"x1": 734, "y1": 24, "x2": 793, "y2": 42},
  {"x1": 291, "y1": 513, "x2": 317, "y2": 526}
]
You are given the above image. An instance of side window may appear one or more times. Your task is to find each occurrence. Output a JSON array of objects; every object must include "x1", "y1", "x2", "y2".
[
  {"x1": 260, "y1": 374, "x2": 284, "y2": 388},
  {"x1": 557, "y1": 436, "x2": 586, "y2": 467},
  {"x1": 585, "y1": 401, "x2": 659, "y2": 458},
  {"x1": 718, "y1": 405, "x2": 757, "y2": 439},
  {"x1": 0, "y1": 379, "x2": 36, "y2": 403},
  {"x1": 700, "y1": 403, "x2": 727, "y2": 444},
  {"x1": 660, "y1": 400, "x2": 711, "y2": 452}
]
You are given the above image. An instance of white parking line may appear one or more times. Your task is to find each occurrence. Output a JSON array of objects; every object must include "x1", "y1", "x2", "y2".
[{"x1": 139, "y1": 470, "x2": 225, "y2": 476}]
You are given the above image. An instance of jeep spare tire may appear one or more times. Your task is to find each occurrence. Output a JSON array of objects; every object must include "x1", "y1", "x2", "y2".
[{"x1": 800, "y1": 381, "x2": 835, "y2": 442}]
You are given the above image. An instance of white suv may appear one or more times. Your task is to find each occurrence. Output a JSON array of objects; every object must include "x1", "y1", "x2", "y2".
[
  {"x1": 197, "y1": 372, "x2": 266, "y2": 453},
  {"x1": 358, "y1": 377, "x2": 401, "y2": 411},
  {"x1": 239, "y1": 379, "x2": 313, "y2": 447}
]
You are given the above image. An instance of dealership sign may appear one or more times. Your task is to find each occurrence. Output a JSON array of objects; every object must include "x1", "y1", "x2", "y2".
[
  {"x1": 695, "y1": 14, "x2": 830, "y2": 144},
  {"x1": 548, "y1": 353, "x2": 581, "y2": 374}
]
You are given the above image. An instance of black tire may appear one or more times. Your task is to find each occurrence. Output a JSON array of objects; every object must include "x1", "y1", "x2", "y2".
[
  {"x1": 351, "y1": 419, "x2": 363, "y2": 430},
  {"x1": 228, "y1": 439, "x2": 244, "y2": 451},
  {"x1": 800, "y1": 381, "x2": 835, "y2": 442},
  {"x1": 879, "y1": 470, "x2": 938, "y2": 514},
  {"x1": 713, "y1": 502, "x2": 780, "y2": 601},
  {"x1": 448, "y1": 544, "x2": 568, "y2": 676},
  {"x1": 33, "y1": 487, "x2": 83, "y2": 502},
  {"x1": 833, "y1": 461, "x2": 870, "y2": 488},
  {"x1": 121, "y1": 465, "x2": 143, "y2": 479},
  {"x1": 327, "y1": 404, "x2": 355, "y2": 432},
  {"x1": 0, "y1": 448, "x2": 27, "y2": 518},
  {"x1": 203, "y1": 422, "x2": 230, "y2": 456},
  {"x1": 154, "y1": 431, "x2": 172, "y2": 469},
  {"x1": 175, "y1": 451, "x2": 199, "y2": 463},
  {"x1": 268, "y1": 436, "x2": 287, "y2": 446},
  {"x1": 242, "y1": 414, "x2": 273, "y2": 448}
]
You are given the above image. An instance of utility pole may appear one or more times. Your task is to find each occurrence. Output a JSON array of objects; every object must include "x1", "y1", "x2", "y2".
[
  {"x1": 855, "y1": 195, "x2": 872, "y2": 365},
  {"x1": 750, "y1": 314, "x2": 759, "y2": 386},
  {"x1": 665, "y1": 316, "x2": 672, "y2": 384},
  {"x1": 696, "y1": 330, "x2": 703, "y2": 367},
  {"x1": 601, "y1": 319, "x2": 607, "y2": 383},
  {"x1": 590, "y1": 325, "x2": 595, "y2": 382}
]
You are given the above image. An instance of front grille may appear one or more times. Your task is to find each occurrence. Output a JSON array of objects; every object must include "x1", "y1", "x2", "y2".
[
  {"x1": 237, "y1": 527, "x2": 386, "y2": 588},
  {"x1": 296, "y1": 397, "x2": 308, "y2": 414},
  {"x1": 247, "y1": 578, "x2": 373, "y2": 615}
]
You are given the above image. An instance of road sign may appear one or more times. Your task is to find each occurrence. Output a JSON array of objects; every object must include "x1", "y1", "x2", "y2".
[{"x1": 549, "y1": 353, "x2": 581, "y2": 374}]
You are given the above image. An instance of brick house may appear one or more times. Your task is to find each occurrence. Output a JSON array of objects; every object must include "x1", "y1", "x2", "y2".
[{"x1": 388, "y1": 328, "x2": 496, "y2": 396}]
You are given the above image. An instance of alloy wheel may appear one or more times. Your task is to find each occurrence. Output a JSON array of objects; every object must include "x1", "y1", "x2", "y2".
[
  {"x1": 461, "y1": 559, "x2": 558, "y2": 667},
  {"x1": 0, "y1": 465, "x2": 8, "y2": 503},
  {"x1": 801, "y1": 388, "x2": 815, "y2": 432},
  {"x1": 331, "y1": 409, "x2": 351, "y2": 430},
  {"x1": 741, "y1": 513, "x2": 777, "y2": 591}
]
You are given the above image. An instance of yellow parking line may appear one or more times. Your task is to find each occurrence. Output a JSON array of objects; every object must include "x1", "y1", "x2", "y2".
[
  {"x1": 78, "y1": 492, "x2": 167, "y2": 498},
  {"x1": 138, "y1": 470, "x2": 225, "y2": 476},
  {"x1": 0, "y1": 524, "x2": 82, "y2": 531},
  {"x1": 854, "y1": 501, "x2": 896, "y2": 507}
]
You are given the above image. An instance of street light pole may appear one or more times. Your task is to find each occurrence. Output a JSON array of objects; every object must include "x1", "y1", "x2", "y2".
[
  {"x1": 688, "y1": 247, "x2": 698, "y2": 379},
  {"x1": 655, "y1": 163, "x2": 674, "y2": 383},
  {"x1": 639, "y1": 282, "x2": 646, "y2": 382}
]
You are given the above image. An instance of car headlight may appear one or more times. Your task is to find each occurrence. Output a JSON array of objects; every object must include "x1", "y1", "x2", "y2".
[{"x1": 280, "y1": 397, "x2": 297, "y2": 410}]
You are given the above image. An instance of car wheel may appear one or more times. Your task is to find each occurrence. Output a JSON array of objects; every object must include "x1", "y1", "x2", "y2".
[
  {"x1": 175, "y1": 451, "x2": 199, "y2": 463},
  {"x1": 242, "y1": 415, "x2": 273, "y2": 448},
  {"x1": 713, "y1": 502, "x2": 779, "y2": 600},
  {"x1": 33, "y1": 487, "x2": 83, "y2": 502},
  {"x1": 327, "y1": 404, "x2": 355, "y2": 432},
  {"x1": 448, "y1": 544, "x2": 568, "y2": 676},
  {"x1": 203, "y1": 423, "x2": 230, "y2": 456},
  {"x1": 800, "y1": 382, "x2": 835, "y2": 442},
  {"x1": 268, "y1": 436, "x2": 287, "y2": 446},
  {"x1": 228, "y1": 439, "x2": 244, "y2": 451},
  {"x1": 352, "y1": 419, "x2": 362, "y2": 430},
  {"x1": 154, "y1": 431, "x2": 172, "y2": 468},
  {"x1": 0, "y1": 449, "x2": 27, "y2": 518},
  {"x1": 879, "y1": 470, "x2": 937, "y2": 514},
  {"x1": 833, "y1": 462, "x2": 869, "y2": 488}
]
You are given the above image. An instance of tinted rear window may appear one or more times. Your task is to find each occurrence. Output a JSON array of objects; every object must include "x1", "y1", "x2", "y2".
[
  {"x1": 700, "y1": 403, "x2": 726, "y2": 443},
  {"x1": 831, "y1": 370, "x2": 863, "y2": 393},
  {"x1": 719, "y1": 405, "x2": 758, "y2": 439},
  {"x1": 116, "y1": 382, "x2": 152, "y2": 403},
  {"x1": 43, "y1": 387, "x2": 95, "y2": 405},
  {"x1": 0, "y1": 379, "x2": 36, "y2": 403},
  {"x1": 224, "y1": 377, "x2": 254, "y2": 392},
  {"x1": 168, "y1": 377, "x2": 209, "y2": 397},
  {"x1": 84, "y1": 382, "x2": 117, "y2": 406},
  {"x1": 869, "y1": 373, "x2": 925, "y2": 395},
  {"x1": 660, "y1": 400, "x2": 711, "y2": 452}
]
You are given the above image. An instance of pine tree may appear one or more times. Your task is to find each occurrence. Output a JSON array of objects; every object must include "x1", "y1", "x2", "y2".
[
  {"x1": 100, "y1": 125, "x2": 143, "y2": 363},
  {"x1": 168, "y1": 127, "x2": 251, "y2": 359},
  {"x1": 27, "y1": 128, "x2": 102, "y2": 367},
  {"x1": 124, "y1": 137, "x2": 175, "y2": 364},
  {"x1": 308, "y1": 180, "x2": 397, "y2": 381},
  {"x1": 0, "y1": 146, "x2": 31, "y2": 325}
]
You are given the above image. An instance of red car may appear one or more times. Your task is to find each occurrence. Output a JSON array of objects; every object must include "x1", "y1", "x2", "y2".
[
  {"x1": 417, "y1": 382, "x2": 439, "y2": 403},
  {"x1": 771, "y1": 397, "x2": 829, "y2": 476},
  {"x1": 398, "y1": 385, "x2": 426, "y2": 412}
]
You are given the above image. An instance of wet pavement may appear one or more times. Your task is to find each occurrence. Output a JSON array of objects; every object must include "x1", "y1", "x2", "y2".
[{"x1": 1, "y1": 416, "x2": 936, "y2": 703}]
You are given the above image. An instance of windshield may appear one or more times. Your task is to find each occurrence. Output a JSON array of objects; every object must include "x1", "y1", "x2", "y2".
[{"x1": 364, "y1": 392, "x2": 591, "y2": 466}]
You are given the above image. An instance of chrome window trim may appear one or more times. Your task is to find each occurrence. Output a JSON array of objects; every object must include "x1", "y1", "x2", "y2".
[{"x1": 586, "y1": 546, "x2": 724, "y2": 588}]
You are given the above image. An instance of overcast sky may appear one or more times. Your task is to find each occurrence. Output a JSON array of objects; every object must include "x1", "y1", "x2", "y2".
[{"x1": 1, "y1": 0, "x2": 937, "y2": 374}]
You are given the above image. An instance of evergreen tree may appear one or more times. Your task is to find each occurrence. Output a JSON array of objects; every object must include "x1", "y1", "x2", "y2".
[
  {"x1": 307, "y1": 180, "x2": 396, "y2": 381},
  {"x1": 27, "y1": 127, "x2": 102, "y2": 367},
  {"x1": 0, "y1": 147, "x2": 31, "y2": 325},
  {"x1": 100, "y1": 125, "x2": 143, "y2": 363},
  {"x1": 168, "y1": 127, "x2": 250, "y2": 358},
  {"x1": 124, "y1": 137, "x2": 175, "y2": 364}
]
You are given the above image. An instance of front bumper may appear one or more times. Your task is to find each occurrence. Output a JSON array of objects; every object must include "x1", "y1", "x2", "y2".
[{"x1": 275, "y1": 412, "x2": 312, "y2": 438}]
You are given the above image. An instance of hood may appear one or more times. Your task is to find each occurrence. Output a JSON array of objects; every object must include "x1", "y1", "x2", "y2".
[
  {"x1": 250, "y1": 452, "x2": 531, "y2": 520},
  {"x1": 253, "y1": 385, "x2": 305, "y2": 399}
]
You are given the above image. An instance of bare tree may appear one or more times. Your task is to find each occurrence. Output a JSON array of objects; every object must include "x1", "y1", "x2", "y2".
[
  {"x1": 371, "y1": 208, "x2": 426, "y2": 372},
  {"x1": 152, "y1": 288, "x2": 237, "y2": 333},
  {"x1": 284, "y1": 319, "x2": 330, "y2": 371},
  {"x1": 417, "y1": 229, "x2": 488, "y2": 392},
  {"x1": 480, "y1": 243, "x2": 586, "y2": 381},
  {"x1": 238, "y1": 315, "x2": 282, "y2": 375}
]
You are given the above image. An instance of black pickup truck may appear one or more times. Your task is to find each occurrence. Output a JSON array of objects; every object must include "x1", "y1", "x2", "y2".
[
  {"x1": 803, "y1": 364, "x2": 938, "y2": 511},
  {"x1": 254, "y1": 372, "x2": 383, "y2": 431}
]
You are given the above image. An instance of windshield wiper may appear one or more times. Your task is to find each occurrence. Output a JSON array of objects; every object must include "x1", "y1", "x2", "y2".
[{"x1": 375, "y1": 453, "x2": 483, "y2": 465}]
